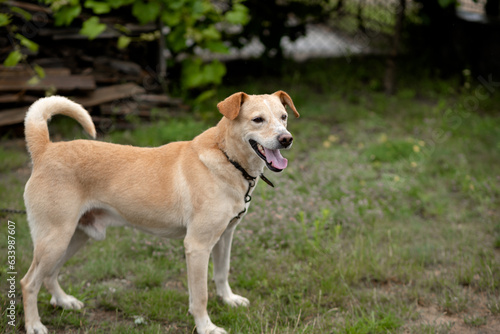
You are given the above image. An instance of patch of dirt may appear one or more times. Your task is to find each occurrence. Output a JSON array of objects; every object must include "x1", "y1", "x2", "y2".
[
  {"x1": 410, "y1": 292, "x2": 500, "y2": 334},
  {"x1": 370, "y1": 277, "x2": 500, "y2": 333}
]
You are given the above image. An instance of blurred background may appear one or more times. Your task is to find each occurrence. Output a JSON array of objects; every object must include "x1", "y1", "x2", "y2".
[
  {"x1": 1, "y1": 1, "x2": 500, "y2": 333},
  {"x1": 1, "y1": 0, "x2": 499, "y2": 131}
]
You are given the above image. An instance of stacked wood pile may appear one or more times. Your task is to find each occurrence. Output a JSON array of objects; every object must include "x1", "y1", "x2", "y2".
[{"x1": 0, "y1": 1, "x2": 188, "y2": 133}]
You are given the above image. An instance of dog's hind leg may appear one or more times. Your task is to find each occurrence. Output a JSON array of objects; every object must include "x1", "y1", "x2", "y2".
[
  {"x1": 43, "y1": 228, "x2": 88, "y2": 309},
  {"x1": 21, "y1": 216, "x2": 82, "y2": 334}
]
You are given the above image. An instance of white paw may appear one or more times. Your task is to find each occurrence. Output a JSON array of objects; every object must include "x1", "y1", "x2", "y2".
[
  {"x1": 205, "y1": 323, "x2": 227, "y2": 334},
  {"x1": 222, "y1": 293, "x2": 250, "y2": 307},
  {"x1": 26, "y1": 321, "x2": 48, "y2": 334},
  {"x1": 196, "y1": 318, "x2": 227, "y2": 334},
  {"x1": 50, "y1": 294, "x2": 84, "y2": 310}
]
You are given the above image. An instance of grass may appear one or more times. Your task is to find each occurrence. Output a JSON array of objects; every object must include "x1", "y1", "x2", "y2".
[{"x1": 1, "y1": 57, "x2": 500, "y2": 333}]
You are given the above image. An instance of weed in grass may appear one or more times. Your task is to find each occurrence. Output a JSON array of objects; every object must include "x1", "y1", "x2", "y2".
[
  {"x1": 439, "y1": 286, "x2": 469, "y2": 315},
  {"x1": 463, "y1": 315, "x2": 487, "y2": 327},
  {"x1": 343, "y1": 310, "x2": 403, "y2": 334},
  {"x1": 486, "y1": 293, "x2": 500, "y2": 315}
]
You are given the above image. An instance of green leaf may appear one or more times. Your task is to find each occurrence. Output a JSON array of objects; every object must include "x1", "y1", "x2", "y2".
[
  {"x1": 201, "y1": 26, "x2": 221, "y2": 40},
  {"x1": 161, "y1": 11, "x2": 181, "y2": 26},
  {"x1": 132, "y1": 1, "x2": 161, "y2": 25},
  {"x1": 202, "y1": 60, "x2": 226, "y2": 85},
  {"x1": 225, "y1": 3, "x2": 249, "y2": 25},
  {"x1": 167, "y1": 0, "x2": 186, "y2": 10},
  {"x1": 190, "y1": 0, "x2": 206, "y2": 20},
  {"x1": 182, "y1": 58, "x2": 226, "y2": 89},
  {"x1": 80, "y1": 16, "x2": 107, "y2": 40},
  {"x1": 3, "y1": 50, "x2": 23, "y2": 67},
  {"x1": 10, "y1": 7, "x2": 32, "y2": 21},
  {"x1": 139, "y1": 31, "x2": 159, "y2": 42},
  {"x1": 182, "y1": 58, "x2": 204, "y2": 88},
  {"x1": 117, "y1": 35, "x2": 132, "y2": 49},
  {"x1": 109, "y1": 0, "x2": 135, "y2": 9},
  {"x1": 167, "y1": 27, "x2": 187, "y2": 52},
  {"x1": 53, "y1": 5, "x2": 81, "y2": 26},
  {"x1": 27, "y1": 75, "x2": 41, "y2": 86},
  {"x1": 0, "y1": 13, "x2": 12, "y2": 27},
  {"x1": 34, "y1": 64, "x2": 46, "y2": 79},
  {"x1": 205, "y1": 40, "x2": 229, "y2": 54},
  {"x1": 84, "y1": 1, "x2": 111, "y2": 14},
  {"x1": 194, "y1": 89, "x2": 216, "y2": 104},
  {"x1": 16, "y1": 34, "x2": 39, "y2": 52}
]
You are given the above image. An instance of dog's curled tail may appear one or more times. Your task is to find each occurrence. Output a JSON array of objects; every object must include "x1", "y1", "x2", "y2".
[{"x1": 25, "y1": 96, "x2": 96, "y2": 161}]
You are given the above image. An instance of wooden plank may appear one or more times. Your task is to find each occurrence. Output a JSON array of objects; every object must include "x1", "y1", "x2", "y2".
[
  {"x1": 0, "y1": 75, "x2": 95, "y2": 92},
  {"x1": 0, "y1": 107, "x2": 27, "y2": 127},
  {"x1": 0, "y1": 94, "x2": 38, "y2": 104},
  {"x1": 0, "y1": 66, "x2": 71, "y2": 77},
  {"x1": 9, "y1": 1, "x2": 51, "y2": 13},
  {"x1": 73, "y1": 83, "x2": 145, "y2": 107},
  {"x1": 134, "y1": 94, "x2": 183, "y2": 106}
]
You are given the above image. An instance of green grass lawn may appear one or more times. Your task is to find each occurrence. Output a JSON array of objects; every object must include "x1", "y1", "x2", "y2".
[{"x1": 1, "y1": 57, "x2": 500, "y2": 333}]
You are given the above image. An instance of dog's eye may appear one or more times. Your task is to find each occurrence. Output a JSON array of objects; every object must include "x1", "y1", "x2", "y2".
[
  {"x1": 281, "y1": 114, "x2": 287, "y2": 121},
  {"x1": 252, "y1": 117, "x2": 264, "y2": 123}
]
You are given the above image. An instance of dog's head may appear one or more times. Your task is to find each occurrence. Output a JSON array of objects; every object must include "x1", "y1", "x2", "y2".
[{"x1": 217, "y1": 91, "x2": 299, "y2": 172}]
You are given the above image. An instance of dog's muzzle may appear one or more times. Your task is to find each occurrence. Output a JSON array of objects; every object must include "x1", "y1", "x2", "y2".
[{"x1": 249, "y1": 135, "x2": 293, "y2": 172}]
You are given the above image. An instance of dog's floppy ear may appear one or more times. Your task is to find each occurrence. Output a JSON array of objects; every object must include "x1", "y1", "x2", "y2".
[
  {"x1": 217, "y1": 92, "x2": 249, "y2": 120},
  {"x1": 273, "y1": 90, "x2": 300, "y2": 118}
]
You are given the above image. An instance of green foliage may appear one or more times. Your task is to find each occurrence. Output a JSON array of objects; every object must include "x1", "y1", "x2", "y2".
[
  {"x1": 0, "y1": 13, "x2": 12, "y2": 26},
  {"x1": 15, "y1": 33, "x2": 39, "y2": 52},
  {"x1": 182, "y1": 58, "x2": 226, "y2": 89},
  {"x1": 3, "y1": 50, "x2": 22, "y2": 67},
  {"x1": 84, "y1": 0, "x2": 112, "y2": 15},
  {"x1": 117, "y1": 35, "x2": 132, "y2": 49},
  {"x1": 3, "y1": 0, "x2": 250, "y2": 91},
  {"x1": 52, "y1": 4, "x2": 81, "y2": 26},
  {"x1": 79, "y1": 16, "x2": 107, "y2": 40},
  {"x1": 33, "y1": 64, "x2": 45, "y2": 79},
  {"x1": 225, "y1": 3, "x2": 250, "y2": 25},
  {"x1": 132, "y1": 1, "x2": 161, "y2": 24}
]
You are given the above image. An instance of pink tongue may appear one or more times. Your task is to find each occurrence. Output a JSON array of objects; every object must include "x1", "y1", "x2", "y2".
[{"x1": 264, "y1": 147, "x2": 288, "y2": 169}]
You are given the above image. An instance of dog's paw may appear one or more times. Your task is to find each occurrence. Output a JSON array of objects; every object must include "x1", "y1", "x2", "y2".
[
  {"x1": 205, "y1": 323, "x2": 228, "y2": 334},
  {"x1": 195, "y1": 318, "x2": 227, "y2": 334},
  {"x1": 26, "y1": 321, "x2": 48, "y2": 334},
  {"x1": 222, "y1": 293, "x2": 250, "y2": 307},
  {"x1": 50, "y1": 294, "x2": 84, "y2": 310}
]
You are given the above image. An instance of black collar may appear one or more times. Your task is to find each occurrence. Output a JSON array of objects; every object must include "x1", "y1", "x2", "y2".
[{"x1": 222, "y1": 151, "x2": 274, "y2": 188}]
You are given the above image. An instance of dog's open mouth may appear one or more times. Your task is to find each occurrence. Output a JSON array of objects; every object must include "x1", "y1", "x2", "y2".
[{"x1": 250, "y1": 139, "x2": 287, "y2": 172}]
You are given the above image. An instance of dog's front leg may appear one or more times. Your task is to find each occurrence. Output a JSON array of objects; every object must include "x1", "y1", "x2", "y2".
[
  {"x1": 184, "y1": 234, "x2": 227, "y2": 334},
  {"x1": 212, "y1": 226, "x2": 250, "y2": 307}
]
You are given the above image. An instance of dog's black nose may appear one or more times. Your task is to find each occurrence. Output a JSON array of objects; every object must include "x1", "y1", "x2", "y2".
[{"x1": 278, "y1": 134, "x2": 293, "y2": 147}]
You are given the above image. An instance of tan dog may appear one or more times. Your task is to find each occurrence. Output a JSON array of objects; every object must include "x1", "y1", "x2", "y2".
[{"x1": 21, "y1": 91, "x2": 299, "y2": 334}]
